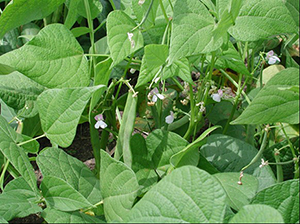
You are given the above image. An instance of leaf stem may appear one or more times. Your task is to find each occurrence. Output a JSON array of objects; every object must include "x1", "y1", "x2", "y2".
[
  {"x1": 0, "y1": 159, "x2": 9, "y2": 191},
  {"x1": 17, "y1": 134, "x2": 46, "y2": 146},
  {"x1": 158, "y1": 0, "x2": 169, "y2": 23}
]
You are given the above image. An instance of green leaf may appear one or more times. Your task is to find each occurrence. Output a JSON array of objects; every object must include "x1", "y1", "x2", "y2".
[
  {"x1": 163, "y1": 57, "x2": 193, "y2": 84},
  {"x1": 0, "y1": 72, "x2": 44, "y2": 112},
  {"x1": 41, "y1": 176, "x2": 94, "y2": 211},
  {"x1": 0, "y1": 63, "x2": 15, "y2": 75},
  {"x1": 42, "y1": 208, "x2": 105, "y2": 223},
  {"x1": 107, "y1": 10, "x2": 144, "y2": 66},
  {"x1": 0, "y1": 191, "x2": 42, "y2": 221},
  {"x1": 0, "y1": 0, "x2": 65, "y2": 39},
  {"x1": 284, "y1": 0, "x2": 299, "y2": 27},
  {"x1": 213, "y1": 173, "x2": 258, "y2": 211},
  {"x1": 0, "y1": 217, "x2": 8, "y2": 224},
  {"x1": 0, "y1": 177, "x2": 41, "y2": 221},
  {"x1": 215, "y1": 42, "x2": 250, "y2": 75},
  {"x1": 76, "y1": 0, "x2": 103, "y2": 19},
  {"x1": 135, "y1": 169, "x2": 158, "y2": 195},
  {"x1": 132, "y1": 0, "x2": 159, "y2": 29},
  {"x1": 169, "y1": 0, "x2": 223, "y2": 63},
  {"x1": 37, "y1": 85, "x2": 105, "y2": 147},
  {"x1": 232, "y1": 68, "x2": 299, "y2": 124},
  {"x1": 228, "y1": 0, "x2": 298, "y2": 41},
  {"x1": 114, "y1": 91, "x2": 137, "y2": 167},
  {"x1": 37, "y1": 147, "x2": 102, "y2": 205},
  {"x1": 136, "y1": 44, "x2": 168, "y2": 88},
  {"x1": 100, "y1": 150, "x2": 139, "y2": 222},
  {"x1": 251, "y1": 179, "x2": 299, "y2": 223},
  {"x1": 0, "y1": 24, "x2": 90, "y2": 88},
  {"x1": 125, "y1": 166, "x2": 227, "y2": 223},
  {"x1": 229, "y1": 204, "x2": 284, "y2": 223},
  {"x1": 201, "y1": 134, "x2": 276, "y2": 191},
  {"x1": 146, "y1": 129, "x2": 188, "y2": 169},
  {"x1": 207, "y1": 101, "x2": 240, "y2": 125},
  {"x1": 170, "y1": 126, "x2": 220, "y2": 168},
  {"x1": 0, "y1": 116, "x2": 38, "y2": 193},
  {"x1": 20, "y1": 134, "x2": 39, "y2": 154}
]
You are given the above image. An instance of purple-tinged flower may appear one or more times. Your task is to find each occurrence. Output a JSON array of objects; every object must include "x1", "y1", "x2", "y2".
[
  {"x1": 165, "y1": 111, "x2": 174, "y2": 124},
  {"x1": 266, "y1": 50, "x2": 280, "y2": 65},
  {"x1": 148, "y1": 87, "x2": 165, "y2": 102},
  {"x1": 94, "y1": 114, "x2": 107, "y2": 129}
]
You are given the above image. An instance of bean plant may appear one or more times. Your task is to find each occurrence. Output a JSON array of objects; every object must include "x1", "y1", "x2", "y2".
[{"x1": 0, "y1": 0, "x2": 299, "y2": 223}]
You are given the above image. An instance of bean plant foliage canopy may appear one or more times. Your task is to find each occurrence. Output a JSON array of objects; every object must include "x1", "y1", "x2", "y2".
[{"x1": 0, "y1": 0, "x2": 299, "y2": 223}]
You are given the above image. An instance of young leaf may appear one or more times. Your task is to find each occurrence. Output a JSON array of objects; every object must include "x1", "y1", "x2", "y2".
[
  {"x1": 107, "y1": 10, "x2": 144, "y2": 66},
  {"x1": 169, "y1": 0, "x2": 223, "y2": 63},
  {"x1": 229, "y1": 204, "x2": 284, "y2": 223},
  {"x1": 232, "y1": 68, "x2": 299, "y2": 125},
  {"x1": 251, "y1": 179, "x2": 299, "y2": 223},
  {"x1": 37, "y1": 85, "x2": 105, "y2": 147},
  {"x1": 100, "y1": 150, "x2": 139, "y2": 222},
  {"x1": 41, "y1": 176, "x2": 94, "y2": 211},
  {"x1": 0, "y1": 0, "x2": 65, "y2": 39},
  {"x1": 42, "y1": 208, "x2": 105, "y2": 223},
  {"x1": 125, "y1": 166, "x2": 227, "y2": 223},
  {"x1": 0, "y1": 24, "x2": 90, "y2": 88},
  {"x1": 37, "y1": 147, "x2": 102, "y2": 205},
  {"x1": 201, "y1": 134, "x2": 276, "y2": 191},
  {"x1": 228, "y1": 0, "x2": 298, "y2": 41},
  {"x1": 213, "y1": 173, "x2": 258, "y2": 211}
]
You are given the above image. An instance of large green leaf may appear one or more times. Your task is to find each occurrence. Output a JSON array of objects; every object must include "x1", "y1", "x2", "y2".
[
  {"x1": 37, "y1": 147, "x2": 102, "y2": 205},
  {"x1": 42, "y1": 208, "x2": 105, "y2": 223},
  {"x1": 213, "y1": 173, "x2": 258, "y2": 211},
  {"x1": 0, "y1": 177, "x2": 42, "y2": 221},
  {"x1": 114, "y1": 91, "x2": 137, "y2": 167},
  {"x1": 229, "y1": 204, "x2": 284, "y2": 223},
  {"x1": 125, "y1": 166, "x2": 227, "y2": 223},
  {"x1": 0, "y1": 116, "x2": 38, "y2": 193},
  {"x1": 0, "y1": 24, "x2": 89, "y2": 88},
  {"x1": 0, "y1": 191, "x2": 42, "y2": 221},
  {"x1": 41, "y1": 176, "x2": 94, "y2": 211},
  {"x1": 228, "y1": 0, "x2": 298, "y2": 41},
  {"x1": 0, "y1": 72, "x2": 44, "y2": 115},
  {"x1": 146, "y1": 129, "x2": 188, "y2": 169},
  {"x1": 107, "y1": 10, "x2": 144, "y2": 66},
  {"x1": 100, "y1": 150, "x2": 139, "y2": 222},
  {"x1": 284, "y1": 0, "x2": 299, "y2": 27},
  {"x1": 169, "y1": 0, "x2": 223, "y2": 63},
  {"x1": 232, "y1": 68, "x2": 299, "y2": 124},
  {"x1": 201, "y1": 134, "x2": 276, "y2": 191},
  {"x1": 37, "y1": 85, "x2": 105, "y2": 147},
  {"x1": 251, "y1": 179, "x2": 299, "y2": 223},
  {"x1": 0, "y1": 0, "x2": 65, "y2": 39}
]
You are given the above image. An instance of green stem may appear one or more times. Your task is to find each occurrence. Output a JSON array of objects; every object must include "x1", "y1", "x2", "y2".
[
  {"x1": 0, "y1": 159, "x2": 9, "y2": 190},
  {"x1": 17, "y1": 134, "x2": 46, "y2": 146},
  {"x1": 183, "y1": 84, "x2": 195, "y2": 140},
  {"x1": 158, "y1": 0, "x2": 169, "y2": 23},
  {"x1": 280, "y1": 123, "x2": 299, "y2": 178},
  {"x1": 241, "y1": 129, "x2": 268, "y2": 172},
  {"x1": 132, "y1": 0, "x2": 154, "y2": 31},
  {"x1": 274, "y1": 150, "x2": 283, "y2": 183},
  {"x1": 109, "y1": 0, "x2": 116, "y2": 10},
  {"x1": 219, "y1": 68, "x2": 251, "y2": 104},
  {"x1": 223, "y1": 75, "x2": 249, "y2": 134}
]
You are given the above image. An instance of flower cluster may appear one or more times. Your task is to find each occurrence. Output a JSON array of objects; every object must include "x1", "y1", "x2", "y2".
[{"x1": 265, "y1": 50, "x2": 280, "y2": 65}]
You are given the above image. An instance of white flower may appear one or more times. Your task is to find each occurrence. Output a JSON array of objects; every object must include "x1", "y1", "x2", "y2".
[
  {"x1": 148, "y1": 87, "x2": 165, "y2": 103},
  {"x1": 165, "y1": 111, "x2": 174, "y2": 124},
  {"x1": 259, "y1": 158, "x2": 269, "y2": 168},
  {"x1": 212, "y1": 89, "x2": 223, "y2": 102},
  {"x1": 138, "y1": 0, "x2": 145, "y2": 5},
  {"x1": 94, "y1": 114, "x2": 107, "y2": 129},
  {"x1": 127, "y1": 32, "x2": 135, "y2": 49},
  {"x1": 266, "y1": 50, "x2": 280, "y2": 65}
]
